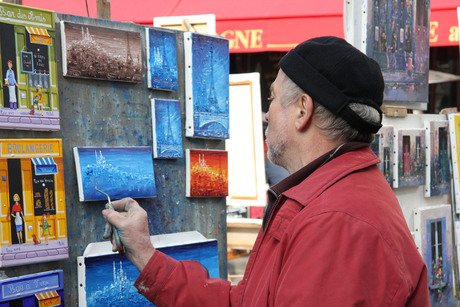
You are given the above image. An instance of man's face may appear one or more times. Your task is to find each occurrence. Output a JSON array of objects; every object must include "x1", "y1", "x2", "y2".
[{"x1": 264, "y1": 71, "x2": 291, "y2": 169}]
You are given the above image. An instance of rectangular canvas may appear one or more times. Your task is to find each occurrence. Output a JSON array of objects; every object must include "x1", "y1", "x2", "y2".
[
  {"x1": 413, "y1": 204, "x2": 454, "y2": 306},
  {"x1": 394, "y1": 128, "x2": 426, "y2": 188},
  {"x1": 370, "y1": 125, "x2": 394, "y2": 187},
  {"x1": 184, "y1": 32, "x2": 229, "y2": 139},
  {"x1": 186, "y1": 149, "x2": 228, "y2": 197},
  {"x1": 78, "y1": 231, "x2": 218, "y2": 307},
  {"x1": 0, "y1": 2, "x2": 60, "y2": 130},
  {"x1": 226, "y1": 73, "x2": 266, "y2": 207},
  {"x1": 425, "y1": 120, "x2": 450, "y2": 197},
  {"x1": 0, "y1": 139, "x2": 68, "y2": 267},
  {"x1": 151, "y1": 98, "x2": 183, "y2": 159},
  {"x1": 0, "y1": 270, "x2": 64, "y2": 306},
  {"x1": 146, "y1": 28, "x2": 178, "y2": 91},
  {"x1": 61, "y1": 21, "x2": 142, "y2": 83},
  {"x1": 73, "y1": 146, "x2": 156, "y2": 202},
  {"x1": 448, "y1": 114, "x2": 460, "y2": 213},
  {"x1": 344, "y1": 0, "x2": 430, "y2": 109}
]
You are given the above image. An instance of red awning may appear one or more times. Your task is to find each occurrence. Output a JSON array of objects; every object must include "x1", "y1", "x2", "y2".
[{"x1": 22, "y1": 0, "x2": 460, "y2": 52}]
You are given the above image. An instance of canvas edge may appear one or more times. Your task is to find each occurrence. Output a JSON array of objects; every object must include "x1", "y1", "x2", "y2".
[
  {"x1": 60, "y1": 20, "x2": 67, "y2": 77},
  {"x1": 183, "y1": 32, "x2": 194, "y2": 137},
  {"x1": 145, "y1": 27, "x2": 152, "y2": 89},
  {"x1": 393, "y1": 128, "x2": 399, "y2": 188},
  {"x1": 151, "y1": 98, "x2": 158, "y2": 158},
  {"x1": 73, "y1": 147, "x2": 85, "y2": 202},
  {"x1": 77, "y1": 256, "x2": 87, "y2": 307},
  {"x1": 424, "y1": 121, "x2": 431, "y2": 197},
  {"x1": 185, "y1": 148, "x2": 191, "y2": 197},
  {"x1": 448, "y1": 114, "x2": 460, "y2": 214}
]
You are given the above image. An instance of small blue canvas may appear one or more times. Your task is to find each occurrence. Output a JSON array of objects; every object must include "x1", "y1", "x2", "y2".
[
  {"x1": 151, "y1": 98, "x2": 183, "y2": 159},
  {"x1": 184, "y1": 32, "x2": 229, "y2": 139},
  {"x1": 73, "y1": 146, "x2": 156, "y2": 202},
  {"x1": 146, "y1": 28, "x2": 178, "y2": 91}
]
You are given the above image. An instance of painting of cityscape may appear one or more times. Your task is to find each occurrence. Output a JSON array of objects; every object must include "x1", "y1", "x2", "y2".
[
  {"x1": 184, "y1": 32, "x2": 229, "y2": 139},
  {"x1": 78, "y1": 232, "x2": 218, "y2": 306},
  {"x1": 186, "y1": 149, "x2": 228, "y2": 197},
  {"x1": 61, "y1": 21, "x2": 142, "y2": 82},
  {"x1": 394, "y1": 128, "x2": 426, "y2": 188},
  {"x1": 146, "y1": 28, "x2": 178, "y2": 91},
  {"x1": 370, "y1": 125, "x2": 394, "y2": 186},
  {"x1": 425, "y1": 120, "x2": 450, "y2": 197},
  {"x1": 364, "y1": 0, "x2": 430, "y2": 105},
  {"x1": 151, "y1": 98, "x2": 183, "y2": 159},
  {"x1": 413, "y1": 204, "x2": 454, "y2": 307},
  {"x1": 73, "y1": 146, "x2": 156, "y2": 202}
]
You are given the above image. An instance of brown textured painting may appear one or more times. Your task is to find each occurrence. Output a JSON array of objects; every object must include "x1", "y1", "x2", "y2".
[{"x1": 60, "y1": 21, "x2": 142, "y2": 82}]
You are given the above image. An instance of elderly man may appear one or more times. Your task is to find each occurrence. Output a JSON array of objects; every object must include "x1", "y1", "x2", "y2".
[{"x1": 103, "y1": 36, "x2": 429, "y2": 306}]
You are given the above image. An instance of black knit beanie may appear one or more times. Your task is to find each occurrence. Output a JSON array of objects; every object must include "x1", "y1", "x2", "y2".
[{"x1": 279, "y1": 36, "x2": 384, "y2": 134}]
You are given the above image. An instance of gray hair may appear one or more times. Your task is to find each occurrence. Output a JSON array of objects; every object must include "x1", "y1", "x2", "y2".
[{"x1": 280, "y1": 73, "x2": 380, "y2": 143}]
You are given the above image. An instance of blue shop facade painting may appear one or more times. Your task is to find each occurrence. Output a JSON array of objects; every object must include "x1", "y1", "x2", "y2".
[
  {"x1": 73, "y1": 146, "x2": 156, "y2": 202},
  {"x1": 78, "y1": 231, "x2": 219, "y2": 307},
  {"x1": 184, "y1": 32, "x2": 229, "y2": 139},
  {"x1": 0, "y1": 270, "x2": 64, "y2": 306},
  {"x1": 146, "y1": 28, "x2": 178, "y2": 91},
  {"x1": 151, "y1": 98, "x2": 183, "y2": 159}
]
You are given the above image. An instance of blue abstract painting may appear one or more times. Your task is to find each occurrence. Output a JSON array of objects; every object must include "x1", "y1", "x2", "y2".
[
  {"x1": 81, "y1": 237, "x2": 218, "y2": 306},
  {"x1": 151, "y1": 98, "x2": 183, "y2": 159},
  {"x1": 184, "y1": 32, "x2": 229, "y2": 139},
  {"x1": 73, "y1": 146, "x2": 156, "y2": 201},
  {"x1": 146, "y1": 28, "x2": 178, "y2": 91}
]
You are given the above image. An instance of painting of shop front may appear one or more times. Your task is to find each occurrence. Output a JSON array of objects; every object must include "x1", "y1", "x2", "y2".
[
  {"x1": 0, "y1": 2, "x2": 60, "y2": 130},
  {"x1": 425, "y1": 120, "x2": 450, "y2": 197},
  {"x1": 394, "y1": 128, "x2": 426, "y2": 188},
  {"x1": 366, "y1": 0, "x2": 430, "y2": 106},
  {"x1": 61, "y1": 21, "x2": 142, "y2": 83},
  {"x1": 370, "y1": 125, "x2": 394, "y2": 187},
  {"x1": 0, "y1": 139, "x2": 68, "y2": 267}
]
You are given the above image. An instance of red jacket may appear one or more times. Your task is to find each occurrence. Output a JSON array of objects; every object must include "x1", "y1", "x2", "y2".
[{"x1": 135, "y1": 145, "x2": 429, "y2": 306}]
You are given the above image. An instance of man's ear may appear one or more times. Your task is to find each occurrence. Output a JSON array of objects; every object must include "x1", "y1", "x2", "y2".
[{"x1": 295, "y1": 94, "x2": 314, "y2": 131}]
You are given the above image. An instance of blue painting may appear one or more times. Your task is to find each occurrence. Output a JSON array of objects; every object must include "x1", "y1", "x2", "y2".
[
  {"x1": 395, "y1": 129, "x2": 425, "y2": 188},
  {"x1": 73, "y1": 146, "x2": 156, "y2": 202},
  {"x1": 151, "y1": 98, "x2": 183, "y2": 159},
  {"x1": 81, "y1": 238, "x2": 218, "y2": 306},
  {"x1": 426, "y1": 121, "x2": 450, "y2": 197},
  {"x1": 184, "y1": 32, "x2": 229, "y2": 139},
  {"x1": 146, "y1": 28, "x2": 178, "y2": 91}
]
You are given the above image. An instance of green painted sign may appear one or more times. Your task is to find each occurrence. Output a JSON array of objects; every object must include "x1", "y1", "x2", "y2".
[{"x1": 0, "y1": 3, "x2": 54, "y2": 28}]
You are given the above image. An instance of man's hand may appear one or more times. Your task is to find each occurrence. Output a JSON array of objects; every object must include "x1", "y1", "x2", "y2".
[{"x1": 102, "y1": 197, "x2": 156, "y2": 272}]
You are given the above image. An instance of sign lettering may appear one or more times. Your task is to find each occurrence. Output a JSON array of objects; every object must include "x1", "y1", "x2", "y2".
[
  {"x1": 430, "y1": 21, "x2": 439, "y2": 43},
  {"x1": 449, "y1": 26, "x2": 459, "y2": 42},
  {"x1": 220, "y1": 29, "x2": 264, "y2": 50}
]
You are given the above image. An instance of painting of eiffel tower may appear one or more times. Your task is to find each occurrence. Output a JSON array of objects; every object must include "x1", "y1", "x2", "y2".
[
  {"x1": 61, "y1": 21, "x2": 142, "y2": 82},
  {"x1": 151, "y1": 98, "x2": 182, "y2": 158},
  {"x1": 184, "y1": 32, "x2": 229, "y2": 139},
  {"x1": 146, "y1": 28, "x2": 178, "y2": 91}
]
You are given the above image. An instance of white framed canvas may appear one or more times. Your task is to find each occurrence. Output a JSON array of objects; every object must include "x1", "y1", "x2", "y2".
[
  {"x1": 370, "y1": 125, "x2": 394, "y2": 187},
  {"x1": 448, "y1": 114, "x2": 460, "y2": 213},
  {"x1": 413, "y1": 204, "x2": 454, "y2": 306},
  {"x1": 226, "y1": 73, "x2": 266, "y2": 207},
  {"x1": 78, "y1": 231, "x2": 218, "y2": 307},
  {"x1": 424, "y1": 120, "x2": 450, "y2": 197},
  {"x1": 184, "y1": 32, "x2": 229, "y2": 139},
  {"x1": 151, "y1": 98, "x2": 183, "y2": 159},
  {"x1": 393, "y1": 128, "x2": 426, "y2": 188}
]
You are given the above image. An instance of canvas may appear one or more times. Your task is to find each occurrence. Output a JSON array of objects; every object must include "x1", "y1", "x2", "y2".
[
  {"x1": 425, "y1": 120, "x2": 450, "y2": 197},
  {"x1": 0, "y1": 270, "x2": 64, "y2": 306},
  {"x1": 0, "y1": 139, "x2": 68, "y2": 267},
  {"x1": 73, "y1": 146, "x2": 156, "y2": 202},
  {"x1": 146, "y1": 28, "x2": 178, "y2": 91},
  {"x1": 0, "y1": 2, "x2": 60, "y2": 130},
  {"x1": 370, "y1": 125, "x2": 394, "y2": 186},
  {"x1": 394, "y1": 128, "x2": 426, "y2": 188},
  {"x1": 186, "y1": 149, "x2": 228, "y2": 197},
  {"x1": 78, "y1": 231, "x2": 219, "y2": 307},
  {"x1": 61, "y1": 21, "x2": 142, "y2": 83},
  {"x1": 226, "y1": 73, "x2": 266, "y2": 207},
  {"x1": 184, "y1": 32, "x2": 229, "y2": 139},
  {"x1": 151, "y1": 98, "x2": 183, "y2": 159},
  {"x1": 413, "y1": 204, "x2": 454, "y2": 306},
  {"x1": 448, "y1": 114, "x2": 460, "y2": 213},
  {"x1": 344, "y1": 0, "x2": 430, "y2": 109}
]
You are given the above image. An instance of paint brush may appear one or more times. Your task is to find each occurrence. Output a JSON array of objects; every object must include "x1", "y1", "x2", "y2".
[{"x1": 94, "y1": 175, "x2": 125, "y2": 255}]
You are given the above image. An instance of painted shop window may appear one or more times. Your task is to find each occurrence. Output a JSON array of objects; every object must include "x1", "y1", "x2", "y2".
[
  {"x1": 7, "y1": 159, "x2": 24, "y2": 245},
  {"x1": 429, "y1": 218, "x2": 447, "y2": 291}
]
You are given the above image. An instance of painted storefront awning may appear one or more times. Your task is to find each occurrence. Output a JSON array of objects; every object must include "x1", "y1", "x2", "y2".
[
  {"x1": 21, "y1": 0, "x2": 460, "y2": 52},
  {"x1": 32, "y1": 157, "x2": 58, "y2": 175},
  {"x1": 25, "y1": 26, "x2": 51, "y2": 45},
  {"x1": 35, "y1": 290, "x2": 60, "y2": 307}
]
